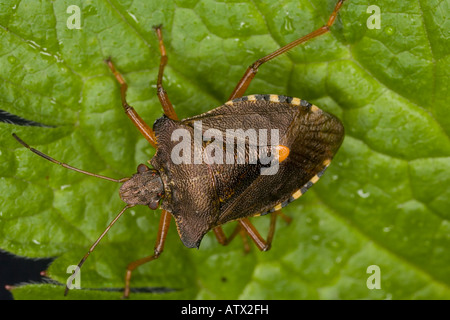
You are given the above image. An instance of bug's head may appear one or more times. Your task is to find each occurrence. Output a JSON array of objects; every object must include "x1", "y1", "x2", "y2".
[{"x1": 119, "y1": 164, "x2": 164, "y2": 209}]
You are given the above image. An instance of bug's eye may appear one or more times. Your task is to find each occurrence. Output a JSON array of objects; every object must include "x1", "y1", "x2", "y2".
[{"x1": 137, "y1": 164, "x2": 149, "y2": 173}]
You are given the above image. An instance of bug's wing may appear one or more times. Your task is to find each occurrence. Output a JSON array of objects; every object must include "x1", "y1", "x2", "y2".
[{"x1": 184, "y1": 96, "x2": 344, "y2": 225}]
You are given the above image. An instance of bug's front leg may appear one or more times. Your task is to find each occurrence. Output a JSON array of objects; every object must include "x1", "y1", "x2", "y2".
[
  {"x1": 214, "y1": 212, "x2": 290, "y2": 252},
  {"x1": 153, "y1": 25, "x2": 179, "y2": 121},
  {"x1": 228, "y1": 0, "x2": 347, "y2": 100},
  {"x1": 106, "y1": 58, "x2": 158, "y2": 148}
]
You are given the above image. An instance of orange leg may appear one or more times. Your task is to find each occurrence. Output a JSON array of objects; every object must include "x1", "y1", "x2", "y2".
[
  {"x1": 213, "y1": 224, "x2": 241, "y2": 245},
  {"x1": 228, "y1": 0, "x2": 347, "y2": 100},
  {"x1": 213, "y1": 223, "x2": 251, "y2": 253},
  {"x1": 239, "y1": 213, "x2": 278, "y2": 251},
  {"x1": 106, "y1": 58, "x2": 158, "y2": 148},
  {"x1": 214, "y1": 211, "x2": 286, "y2": 252},
  {"x1": 153, "y1": 25, "x2": 179, "y2": 121},
  {"x1": 122, "y1": 209, "x2": 172, "y2": 299},
  {"x1": 277, "y1": 210, "x2": 293, "y2": 224}
]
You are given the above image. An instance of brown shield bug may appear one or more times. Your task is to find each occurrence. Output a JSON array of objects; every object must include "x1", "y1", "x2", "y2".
[{"x1": 13, "y1": 0, "x2": 346, "y2": 298}]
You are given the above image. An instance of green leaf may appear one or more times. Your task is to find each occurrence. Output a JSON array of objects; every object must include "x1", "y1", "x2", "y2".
[{"x1": 1, "y1": 0, "x2": 449, "y2": 300}]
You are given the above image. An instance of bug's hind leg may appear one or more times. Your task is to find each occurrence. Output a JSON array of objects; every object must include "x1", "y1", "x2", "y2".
[
  {"x1": 213, "y1": 224, "x2": 251, "y2": 253},
  {"x1": 122, "y1": 210, "x2": 171, "y2": 299},
  {"x1": 239, "y1": 213, "x2": 278, "y2": 251},
  {"x1": 214, "y1": 211, "x2": 290, "y2": 252},
  {"x1": 106, "y1": 58, "x2": 158, "y2": 148},
  {"x1": 228, "y1": 0, "x2": 347, "y2": 100},
  {"x1": 153, "y1": 25, "x2": 179, "y2": 121}
]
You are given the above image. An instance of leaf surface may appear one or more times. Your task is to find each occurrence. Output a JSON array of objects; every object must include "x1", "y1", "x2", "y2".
[{"x1": 1, "y1": 0, "x2": 449, "y2": 299}]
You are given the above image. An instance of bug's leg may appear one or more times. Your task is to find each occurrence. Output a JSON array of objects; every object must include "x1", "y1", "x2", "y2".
[
  {"x1": 238, "y1": 213, "x2": 279, "y2": 251},
  {"x1": 122, "y1": 209, "x2": 171, "y2": 299},
  {"x1": 214, "y1": 211, "x2": 282, "y2": 252},
  {"x1": 153, "y1": 25, "x2": 179, "y2": 121},
  {"x1": 213, "y1": 224, "x2": 251, "y2": 253},
  {"x1": 239, "y1": 228, "x2": 251, "y2": 253},
  {"x1": 105, "y1": 58, "x2": 158, "y2": 148},
  {"x1": 228, "y1": 0, "x2": 346, "y2": 100}
]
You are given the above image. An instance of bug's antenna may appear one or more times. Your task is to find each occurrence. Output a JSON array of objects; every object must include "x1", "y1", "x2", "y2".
[
  {"x1": 12, "y1": 133, "x2": 128, "y2": 183},
  {"x1": 64, "y1": 204, "x2": 134, "y2": 296}
]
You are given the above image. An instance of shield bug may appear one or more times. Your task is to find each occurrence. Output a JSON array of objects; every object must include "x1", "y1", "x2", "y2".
[{"x1": 13, "y1": 0, "x2": 346, "y2": 298}]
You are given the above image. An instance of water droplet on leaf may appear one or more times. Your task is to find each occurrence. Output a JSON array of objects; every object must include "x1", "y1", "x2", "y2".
[
  {"x1": 7, "y1": 55, "x2": 16, "y2": 64},
  {"x1": 385, "y1": 26, "x2": 395, "y2": 35}
]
